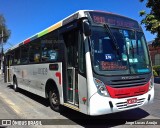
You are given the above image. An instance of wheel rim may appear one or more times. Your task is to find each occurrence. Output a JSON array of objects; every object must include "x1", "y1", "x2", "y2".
[
  {"x1": 14, "y1": 80, "x2": 17, "y2": 89},
  {"x1": 51, "y1": 92, "x2": 59, "y2": 105}
]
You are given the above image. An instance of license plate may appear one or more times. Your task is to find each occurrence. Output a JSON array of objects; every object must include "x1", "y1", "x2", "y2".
[{"x1": 127, "y1": 98, "x2": 137, "y2": 105}]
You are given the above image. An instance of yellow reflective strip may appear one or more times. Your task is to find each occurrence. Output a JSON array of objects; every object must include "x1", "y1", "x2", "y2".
[
  {"x1": 48, "y1": 22, "x2": 62, "y2": 32},
  {"x1": 63, "y1": 103, "x2": 79, "y2": 111}
]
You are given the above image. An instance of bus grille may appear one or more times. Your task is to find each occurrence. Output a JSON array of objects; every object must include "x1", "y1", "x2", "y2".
[
  {"x1": 116, "y1": 98, "x2": 145, "y2": 110},
  {"x1": 110, "y1": 78, "x2": 147, "y2": 88}
]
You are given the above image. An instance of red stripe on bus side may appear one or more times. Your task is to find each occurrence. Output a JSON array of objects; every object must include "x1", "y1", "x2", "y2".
[
  {"x1": 24, "y1": 39, "x2": 30, "y2": 44},
  {"x1": 106, "y1": 82, "x2": 150, "y2": 98},
  {"x1": 68, "y1": 88, "x2": 72, "y2": 90},
  {"x1": 55, "y1": 72, "x2": 61, "y2": 85}
]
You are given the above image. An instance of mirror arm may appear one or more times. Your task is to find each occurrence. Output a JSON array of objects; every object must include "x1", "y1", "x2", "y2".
[{"x1": 82, "y1": 20, "x2": 91, "y2": 36}]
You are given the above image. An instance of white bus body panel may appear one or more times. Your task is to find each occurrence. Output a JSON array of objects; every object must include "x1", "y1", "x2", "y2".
[
  {"x1": 82, "y1": 34, "x2": 98, "y2": 115},
  {"x1": 78, "y1": 74, "x2": 88, "y2": 114},
  {"x1": 89, "y1": 86, "x2": 154, "y2": 115},
  {"x1": 10, "y1": 63, "x2": 64, "y2": 104}
]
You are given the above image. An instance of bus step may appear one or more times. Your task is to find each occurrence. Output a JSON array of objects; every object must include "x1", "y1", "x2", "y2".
[{"x1": 63, "y1": 103, "x2": 80, "y2": 111}]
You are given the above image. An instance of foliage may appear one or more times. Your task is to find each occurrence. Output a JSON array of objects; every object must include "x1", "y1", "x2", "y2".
[
  {"x1": 0, "y1": 14, "x2": 11, "y2": 43},
  {"x1": 153, "y1": 65, "x2": 160, "y2": 70},
  {"x1": 139, "y1": 0, "x2": 160, "y2": 46},
  {"x1": 153, "y1": 65, "x2": 160, "y2": 76},
  {"x1": 153, "y1": 70, "x2": 158, "y2": 77}
]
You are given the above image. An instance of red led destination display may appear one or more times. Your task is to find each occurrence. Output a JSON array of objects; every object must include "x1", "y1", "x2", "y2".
[
  {"x1": 89, "y1": 11, "x2": 140, "y2": 29},
  {"x1": 100, "y1": 61, "x2": 127, "y2": 71}
]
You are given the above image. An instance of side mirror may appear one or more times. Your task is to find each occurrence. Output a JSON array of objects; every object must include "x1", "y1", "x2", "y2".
[{"x1": 83, "y1": 20, "x2": 91, "y2": 36}]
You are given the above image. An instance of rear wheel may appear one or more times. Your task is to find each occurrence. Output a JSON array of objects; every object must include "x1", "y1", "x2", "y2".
[
  {"x1": 49, "y1": 89, "x2": 60, "y2": 112},
  {"x1": 13, "y1": 77, "x2": 18, "y2": 92}
]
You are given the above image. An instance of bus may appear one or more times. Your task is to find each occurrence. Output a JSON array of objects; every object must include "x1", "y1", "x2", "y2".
[{"x1": 4, "y1": 10, "x2": 154, "y2": 116}]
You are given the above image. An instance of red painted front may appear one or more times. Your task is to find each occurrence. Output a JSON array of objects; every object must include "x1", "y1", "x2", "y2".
[{"x1": 106, "y1": 82, "x2": 150, "y2": 98}]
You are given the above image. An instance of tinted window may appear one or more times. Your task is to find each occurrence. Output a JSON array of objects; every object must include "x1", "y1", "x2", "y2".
[
  {"x1": 29, "y1": 41, "x2": 41, "y2": 63},
  {"x1": 41, "y1": 31, "x2": 59, "y2": 62},
  {"x1": 13, "y1": 48, "x2": 20, "y2": 65},
  {"x1": 20, "y1": 45, "x2": 29, "y2": 64}
]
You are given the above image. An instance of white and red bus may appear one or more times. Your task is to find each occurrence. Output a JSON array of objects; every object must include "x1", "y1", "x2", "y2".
[{"x1": 4, "y1": 10, "x2": 154, "y2": 115}]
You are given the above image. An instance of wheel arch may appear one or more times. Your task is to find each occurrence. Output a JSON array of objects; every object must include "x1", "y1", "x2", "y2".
[
  {"x1": 12, "y1": 74, "x2": 19, "y2": 92},
  {"x1": 13, "y1": 74, "x2": 17, "y2": 82},
  {"x1": 45, "y1": 79, "x2": 59, "y2": 99}
]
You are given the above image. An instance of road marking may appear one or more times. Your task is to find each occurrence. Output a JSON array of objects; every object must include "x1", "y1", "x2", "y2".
[{"x1": 0, "y1": 93, "x2": 22, "y2": 115}]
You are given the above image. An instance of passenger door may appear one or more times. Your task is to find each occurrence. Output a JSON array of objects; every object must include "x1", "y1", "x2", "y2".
[
  {"x1": 4, "y1": 54, "x2": 12, "y2": 83},
  {"x1": 64, "y1": 30, "x2": 79, "y2": 106}
]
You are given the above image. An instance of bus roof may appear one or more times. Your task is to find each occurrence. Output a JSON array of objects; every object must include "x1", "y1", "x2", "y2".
[
  {"x1": 6, "y1": 10, "x2": 138, "y2": 53},
  {"x1": 6, "y1": 10, "x2": 89, "y2": 52}
]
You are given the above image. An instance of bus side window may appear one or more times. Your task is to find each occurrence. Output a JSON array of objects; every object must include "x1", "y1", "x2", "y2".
[
  {"x1": 41, "y1": 47, "x2": 49, "y2": 62},
  {"x1": 20, "y1": 45, "x2": 29, "y2": 64},
  {"x1": 41, "y1": 31, "x2": 59, "y2": 62},
  {"x1": 41, "y1": 46, "x2": 58, "y2": 62},
  {"x1": 9, "y1": 52, "x2": 14, "y2": 65},
  {"x1": 14, "y1": 48, "x2": 20, "y2": 65},
  {"x1": 29, "y1": 40, "x2": 41, "y2": 63},
  {"x1": 63, "y1": 31, "x2": 78, "y2": 68},
  {"x1": 34, "y1": 53, "x2": 40, "y2": 63}
]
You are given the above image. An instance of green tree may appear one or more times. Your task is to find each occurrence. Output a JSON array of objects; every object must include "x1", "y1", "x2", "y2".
[
  {"x1": 0, "y1": 14, "x2": 11, "y2": 44},
  {"x1": 139, "y1": 0, "x2": 160, "y2": 46}
]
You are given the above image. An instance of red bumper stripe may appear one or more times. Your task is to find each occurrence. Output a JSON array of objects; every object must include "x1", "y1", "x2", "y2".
[{"x1": 106, "y1": 82, "x2": 149, "y2": 98}]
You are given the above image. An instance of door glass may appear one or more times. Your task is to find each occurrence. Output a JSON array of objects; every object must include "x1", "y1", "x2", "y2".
[
  {"x1": 6, "y1": 55, "x2": 11, "y2": 83},
  {"x1": 67, "y1": 68, "x2": 74, "y2": 102}
]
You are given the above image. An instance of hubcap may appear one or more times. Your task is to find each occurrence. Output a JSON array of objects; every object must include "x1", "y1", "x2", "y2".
[
  {"x1": 14, "y1": 82, "x2": 17, "y2": 89},
  {"x1": 51, "y1": 92, "x2": 58, "y2": 105}
]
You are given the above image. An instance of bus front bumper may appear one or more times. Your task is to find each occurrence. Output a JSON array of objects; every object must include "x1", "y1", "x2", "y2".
[{"x1": 89, "y1": 86, "x2": 154, "y2": 116}]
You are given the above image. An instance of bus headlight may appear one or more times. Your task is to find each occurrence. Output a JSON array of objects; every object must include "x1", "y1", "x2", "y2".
[
  {"x1": 94, "y1": 78, "x2": 109, "y2": 97},
  {"x1": 149, "y1": 77, "x2": 154, "y2": 91}
]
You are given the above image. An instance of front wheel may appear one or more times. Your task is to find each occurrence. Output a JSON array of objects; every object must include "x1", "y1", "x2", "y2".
[
  {"x1": 49, "y1": 89, "x2": 60, "y2": 112},
  {"x1": 13, "y1": 77, "x2": 18, "y2": 92}
]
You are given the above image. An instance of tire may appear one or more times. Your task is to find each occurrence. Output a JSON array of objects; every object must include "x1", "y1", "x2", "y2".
[
  {"x1": 49, "y1": 89, "x2": 60, "y2": 112},
  {"x1": 13, "y1": 77, "x2": 18, "y2": 92}
]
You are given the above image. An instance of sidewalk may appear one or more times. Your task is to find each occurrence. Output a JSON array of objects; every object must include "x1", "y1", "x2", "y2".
[{"x1": 0, "y1": 74, "x2": 3, "y2": 82}]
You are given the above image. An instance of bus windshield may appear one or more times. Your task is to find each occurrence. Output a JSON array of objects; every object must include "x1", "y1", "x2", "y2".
[{"x1": 90, "y1": 26, "x2": 151, "y2": 75}]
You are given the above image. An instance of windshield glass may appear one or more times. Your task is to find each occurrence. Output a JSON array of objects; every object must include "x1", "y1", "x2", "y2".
[{"x1": 90, "y1": 26, "x2": 151, "y2": 75}]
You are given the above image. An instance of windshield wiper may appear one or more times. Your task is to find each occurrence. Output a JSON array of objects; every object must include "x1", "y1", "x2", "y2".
[{"x1": 104, "y1": 24, "x2": 120, "y2": 55}]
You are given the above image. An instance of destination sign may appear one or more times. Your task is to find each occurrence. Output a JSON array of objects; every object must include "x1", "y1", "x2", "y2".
[
  {"x1": 100, "y1": 61, "x2": 127, "y2": 71},
  {"x1": 89, "y1": 11, "x2": 140, "y2": 29}
]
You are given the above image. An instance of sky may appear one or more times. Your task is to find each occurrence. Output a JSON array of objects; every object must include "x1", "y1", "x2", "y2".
[{"x1": 0, "y1": 0, "x2": 156, "y2": 50}]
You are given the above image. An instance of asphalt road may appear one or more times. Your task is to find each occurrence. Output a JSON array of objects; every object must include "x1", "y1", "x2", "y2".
[{"x1": 0, "y1": 75, "x2": 160, "y2": 128}]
